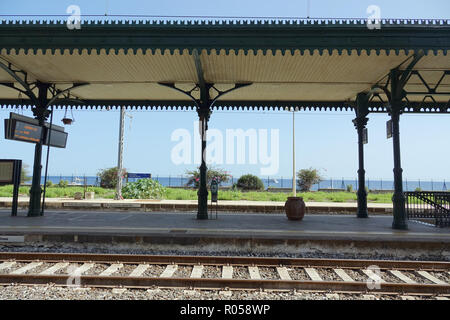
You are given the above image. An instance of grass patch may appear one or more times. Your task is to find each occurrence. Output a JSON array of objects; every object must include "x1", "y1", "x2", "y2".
[{"x1": 0, "y1": 185, "x2": 393, "y2": 203}]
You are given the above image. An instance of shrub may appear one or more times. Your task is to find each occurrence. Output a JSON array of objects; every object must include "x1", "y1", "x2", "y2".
[
  {"x1": 98, "y1": 167, "x2": 127, "y2": 189},
  {"x1": 46, "y1": 180, "x2": 53, "y2": 187},
  {"x1": 346, "y1": 184, "x2": 353, "y2": 192},
  {"x1": 296, "y1": 168, "x2": 323, "y2": 192},
  {"x1": 236, "y1": 174, "x2": 265, "y2": 191},
  {"x1": 58, "y1": 180, "x2": 68, "y2": 187},
  {"x1": 122, "y1": 178, "x2": 167, "y2": 199},
  {"x1": 186, "y1": 167, "x2": 230, "y2": 188}
]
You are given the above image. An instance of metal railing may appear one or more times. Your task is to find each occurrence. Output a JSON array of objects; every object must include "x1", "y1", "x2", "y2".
[{"x1": 405, "y1": 191, "x2": 450, "y2": 227}]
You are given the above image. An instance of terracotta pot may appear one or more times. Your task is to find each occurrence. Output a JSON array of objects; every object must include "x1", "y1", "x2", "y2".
[{"x1": 284, "y1": 196, "x2": 306, "y2": 221}]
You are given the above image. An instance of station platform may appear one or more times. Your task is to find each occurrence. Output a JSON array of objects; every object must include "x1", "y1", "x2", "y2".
[
  {"x1": 0, "y1": 209, "x2": 448, "y2": 258},
  {"x1": 0, "y1": 197, "x2": 393, "y2": 214}
]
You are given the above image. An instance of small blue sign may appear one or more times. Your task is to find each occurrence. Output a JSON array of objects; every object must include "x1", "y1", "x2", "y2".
[{"x1": 127, "y1": 173, "x2": 151, "y2": 179}]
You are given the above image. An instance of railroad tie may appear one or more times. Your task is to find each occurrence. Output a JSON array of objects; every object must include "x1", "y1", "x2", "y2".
[
  {"x1": 10, "y1": 262, "x2": 43, "y2": 275},
  {"x1": 248, "y1": 266, "x2": 261, "y2": 280},
  {"x1": 388, "y1": 270, "x2": 417, "y2": 284},
  {"x1": 99, "y1": 264, "x2": 123, "y2": 276},
  {"x1": 190, "y1": 265, "x2": 203, "y2": 278},
  {"x1": 160, "y1": 264, "x2": 178, "y2": 278},
  {"x1": 304, "y1": 268, "x2": 322, "y2": 281},
  {"x1": 333, "y1": 268, "x2": 355, "y2": 282},
  {"x1": 276, "y1": 267, "x2": 292, "y2": 280},
  {"x1": 70, "y1": 263, "x2": 95, "y2": 275},
  {"x1": 39, "y1": 262, "x2": 70, "y2": 275},
  {"x1": 416, "y1": 271, "x2": 447, "y2": 285},
  {"x1": 362, "y1": 269, "x2": 386, "y2": 283},
  {"x1": 222, "y1": 266, "x2": 233, "y2": 279},
  {"x1": 0, "y1": 261, "x2": 16, "y2": 271},
  {"x1": 128, "y1": 264, "x2": 149, "y2": 277}
]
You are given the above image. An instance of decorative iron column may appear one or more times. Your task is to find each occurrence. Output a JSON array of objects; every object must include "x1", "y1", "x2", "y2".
[
  {"x1": 196, "y1": 101, "x2": 211, "y2": 220},
  {"x1": 352, "y1": 92, "x2": 369, "y2": 218},
  {"x1": 28, "y1": 82, "x2": 50, "y2": 217},
  {"x1": 389, "y1": 69, "x2": 408, "y2": 229}
]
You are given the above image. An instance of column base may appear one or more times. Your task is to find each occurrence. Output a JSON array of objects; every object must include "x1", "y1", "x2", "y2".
[
  {"x1": 392, "y1": 220, "x2": 408, "y2": 230},
  {"x1": 357, "y1": 211, "x2": 369, "y2": 218}
]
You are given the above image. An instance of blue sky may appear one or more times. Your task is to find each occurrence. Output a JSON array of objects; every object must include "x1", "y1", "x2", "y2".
[{"x1": 0, "y1": 0, "x2": 449, "y2": 181}]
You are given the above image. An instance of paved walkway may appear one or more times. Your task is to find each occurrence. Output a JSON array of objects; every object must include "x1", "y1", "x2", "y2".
[
  {"x1": 0, "y1": 209, "x2": 447, "y2": 242},
  {"x1": 0, "y1": 197, "x2": 392, "y2": 213}
]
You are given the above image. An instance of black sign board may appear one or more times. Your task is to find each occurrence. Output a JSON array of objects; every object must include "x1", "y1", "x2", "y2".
[
  {"x1": 0, "y1": 159, "x2": 22, "y2": 216},
  {"x1": 44, "y1": 129, "x2": 68, "y2": 148},
  {"x1": 0, "y1": 160, "x2": 14, "y2": 184},
  {"x1": 386, "y1": 120, "x2": 393, "y2": 139},
  {"x1": 362, "y1": 128, "x2": 368, "y2": 145}
]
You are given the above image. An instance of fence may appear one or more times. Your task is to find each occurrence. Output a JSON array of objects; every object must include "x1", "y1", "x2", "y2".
[
  {"x1": 405, "y1": 191, "x2": 450, "y2": 227},
  {"x1": 37, "y1": 175, "x2": 449, "y2": 192}
]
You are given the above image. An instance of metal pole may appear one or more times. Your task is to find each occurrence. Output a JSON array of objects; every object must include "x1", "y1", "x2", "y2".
[
  {"x1": 197, "y1": 115, "x2": 209, "y2": 219},
  {"x1": 115, "y1": 106, "x2": 125, "y2": 200},
  {"x1": 292, "y1": 109, "x2": 296, "y2": 196},
  {"x1": 41, "y1": 105, "x2": 54, "y2": 216},
  {"x1": 28, "y1": 82, "x2": 49, "y2": 217}
]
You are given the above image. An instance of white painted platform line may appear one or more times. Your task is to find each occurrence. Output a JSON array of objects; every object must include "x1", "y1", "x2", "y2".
[
  {"x1": 10, "y1": 262, "x2": 43, "y2": 275},
  {"x1": 362, "y1": 269, "x2": 386, "y2": 283},
  {"x1": 333, "y1": 269, "x2": 355, "y2": 282},
  {"x1": 388, "y1": 270, "x2": 417, "y2": 284},
  {"x1": 276, "y1": 267, "x2": 292, "y2": 280},
  {"x1": 39, "y1": 262, "x2": 69, "y2": 275},
  {"x1": 417, "y1": 271, "x2": 447, "y2": 285},
  {"x1": 70, "y1": 263, "x2": 95, "y2": 275},
  {"x1": 401, "y1": 296, "x2": 416, "y2": 300},
  {"x1": 0, "y1": 261, "x2": 16, "y2": 271},
  {"x1": 222, "y1": 266, "x2": 233, "y2": 279},
  {"x1": 129, "y1": 264, "x2": 149, "y2": 277},
  {"x1": 248, "y1": 266, "x2": 261, "y2": 280},
  {"x1": 99, "y1": 264, "x2": 123, "y2": 276},
  {"x1": 160, "y1": 265, "x2": 178, "y2": 278},
  {"x1": 435, "y1": 296, "x2": 449, "y2": 300},
  {"x1": 304, "y1": 268, "x2": 323, "y2": 281},
  {"x1": 190, "y1": 265, "x2": 203, "y2": 278}
]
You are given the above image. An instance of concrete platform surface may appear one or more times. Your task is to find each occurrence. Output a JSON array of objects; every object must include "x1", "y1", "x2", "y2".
[
  {"x1": 0, "y1": 209, "x2": 447, "y2": 244},
  {"x1": 0, "y1": 197, "x2": 393, "y2": 214}
]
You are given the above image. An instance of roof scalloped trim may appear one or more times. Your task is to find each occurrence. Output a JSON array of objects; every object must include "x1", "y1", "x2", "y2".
[
  {"x1": 1, "y1": 100, "x2": 449, "y2": 113},
  {"x1": 0, "y1": 18, "x2": 449, "y2": 26},
  {"x1": 2, "y1": 47, "x2": 447, "y2": 57}
]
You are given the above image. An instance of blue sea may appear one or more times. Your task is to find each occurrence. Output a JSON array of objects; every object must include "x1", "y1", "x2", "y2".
[{"x1": 37, "y1": 175, "x2": 448, "y2": 192}]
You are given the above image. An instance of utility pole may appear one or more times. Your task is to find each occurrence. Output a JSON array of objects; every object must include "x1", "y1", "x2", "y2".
[{"x1": 115, "y1": 106, "x2": 125, "y2": 200}]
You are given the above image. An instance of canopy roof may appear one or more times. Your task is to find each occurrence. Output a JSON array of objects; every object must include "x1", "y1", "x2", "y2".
[{"x1": 0, "y1": 19, "x2": 449, "y2": 112}]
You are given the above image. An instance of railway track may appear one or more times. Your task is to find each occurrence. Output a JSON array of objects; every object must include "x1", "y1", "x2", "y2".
[{"x1": 0, "y1": 252, "x2": 449, "y2": 295}]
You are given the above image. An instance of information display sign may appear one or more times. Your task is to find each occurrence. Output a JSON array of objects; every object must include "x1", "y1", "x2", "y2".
[
  {"x1": 0, "y1": 160, "x2": 14, "y2": 184},
  {"x1": 4, "y1": 113, "x2": 68, "y2": 148}
]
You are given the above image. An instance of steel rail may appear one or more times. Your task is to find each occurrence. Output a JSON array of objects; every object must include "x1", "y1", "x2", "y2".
[
  {"x1": 0, "y1": 274, "x2": 448, "y2": 295},
  {"x1": 0, "y1": 252, "x2": 449, "y2": 271}
]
